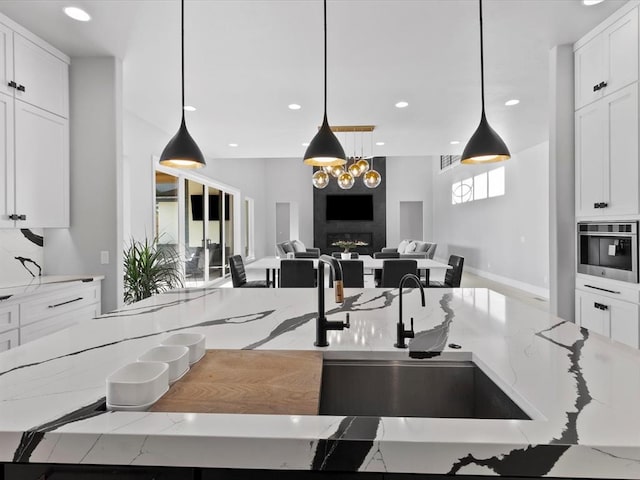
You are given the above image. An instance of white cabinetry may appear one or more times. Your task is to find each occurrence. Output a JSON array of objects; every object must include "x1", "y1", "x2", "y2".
[
  {"x1": 576, "y1": 282, "x2": 640, "y2": 349},
  {"x1": 0, "y1": 14, "x2": 69, "y2": 229},
  {"x1": 575, "y1": 83, "x2": 639, "y2": 217},
  {"x1": 0, "y1": 279, "x2": 101, "y2": 350},
  {"x1": 575, "y1": 7, "x2": 638, "y2": 110}
]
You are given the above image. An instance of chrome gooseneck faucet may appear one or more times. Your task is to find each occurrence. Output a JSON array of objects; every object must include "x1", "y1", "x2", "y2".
[
  {"x1": 315, "y1": 255, "x2": 350, "y2": 347},
  {"x1": 395, "y1": 273, "x2": 425, "y2": 349}
]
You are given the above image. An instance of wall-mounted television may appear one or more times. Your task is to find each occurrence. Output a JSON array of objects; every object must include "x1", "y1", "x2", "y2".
[
  {"x1": 190, "y1": 194, "x2": 230, "y2": 221},
  {"x1": 326, "y1": 194, "x2": 374, "y2": 221}
]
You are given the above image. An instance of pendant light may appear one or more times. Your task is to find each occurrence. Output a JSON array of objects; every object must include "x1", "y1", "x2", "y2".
[
  {"x1": 461, "y1": 0, "x2": 510, "y2": 164},
  {"x1": 303, "y1": 0, "x2": 346, "y2": 167},
  {"x1": 159, "y1": 0, "x2": 206, "y2": 169}
]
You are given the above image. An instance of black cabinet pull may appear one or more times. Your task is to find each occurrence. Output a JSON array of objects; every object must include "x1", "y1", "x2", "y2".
[
  {"x1": 593, "y1": 84, "x2": 600, "y2": 92},
  {"x1": 593, "y1": 202, "x2": 608, "y2": 209},
  {"x1": 16, "y1": 84, "x2": 25, "y2": 92},
  {"x1": 594, "y1": 202, "x2": 600, "y2": 208},
  {"x1": 7, "y1": 80, "x2": 16, "y2": 88},
  {"x1": 594, "y1": 302, "x2": 609, "y2": 311},
  {"x1": 585, "y1": 284, "x2": 621, "y2": 295},
  {"x1": 48, "y1": 297, "x2": 83, "y2": 309},
  {"x1": 599, "y1": 81, "x2": 608, "y2": 89},
  {"x1": 8, "y1": 214, "x2": 26, "y2": 221}
]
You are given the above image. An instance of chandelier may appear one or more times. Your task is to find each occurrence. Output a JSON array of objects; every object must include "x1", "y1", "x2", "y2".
[{"x1": 311, "y1": 125, "x2": 382, "y2": 189}]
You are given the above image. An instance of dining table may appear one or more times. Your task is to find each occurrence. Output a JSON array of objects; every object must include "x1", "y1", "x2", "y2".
[{"x1": 244, "y1": 255, "x2": 452, "y2": 287}]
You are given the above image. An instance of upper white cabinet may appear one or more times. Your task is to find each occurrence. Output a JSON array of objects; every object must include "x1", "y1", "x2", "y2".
[
  {"x1": 575, "y1": 7, "x2": 638, "y2": 110},
  {"x1": 0, "y1": 14, "x2": 69, "y2": 228},
  {"x1": 575, "y1": 83, "x2": 638, "y2": 217}
]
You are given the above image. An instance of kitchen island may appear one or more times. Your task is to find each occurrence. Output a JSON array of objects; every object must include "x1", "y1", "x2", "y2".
[{"x1": 1, "y1": 287, "x2": 639, "y2": 479}]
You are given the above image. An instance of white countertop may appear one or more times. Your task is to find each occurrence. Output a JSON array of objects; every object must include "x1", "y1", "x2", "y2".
[
  {"x1": 0, "y1": 275, "x2": 104, "y2": 301},
  {"x1": 0, "y1": 286, "x2": 639, "y2": 478}
]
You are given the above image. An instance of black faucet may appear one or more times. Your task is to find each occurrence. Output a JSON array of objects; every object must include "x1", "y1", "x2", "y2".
[
  {"x1": 315, "y1": 255, "x2": 350, "y2": 347},
  {"x1": 395, "y1": 273, "x2": 425, "y2": 349}
]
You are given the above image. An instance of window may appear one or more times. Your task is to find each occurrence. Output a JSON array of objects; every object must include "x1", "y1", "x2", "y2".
[
  {"x1": 451, "y1": 166, "x2": 505, "y2": 205},
  {"x1": 440, "y1": 155, "x2": 461, "y2": 171}
]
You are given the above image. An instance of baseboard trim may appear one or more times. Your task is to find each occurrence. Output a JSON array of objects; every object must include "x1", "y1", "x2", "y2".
[{"x1": 435, "y1": 257, "x2": 550, "y2": 300}]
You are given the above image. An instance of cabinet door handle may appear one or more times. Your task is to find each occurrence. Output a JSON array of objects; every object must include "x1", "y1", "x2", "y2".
[
  {"x1": 7, "y1": 80, "x2": 16, "y2": 89},
  {"x1": 16, "y1": 84, "x2": 25, "y2": 92},
  {"x1": 48, "y1": 297, "x2": 83, "y2": 309},
  {"x1": 593, "y1": 84, "x2": 600, "y2": 92},
  {"x1": 8, "y1": 214, "x2": 26, "y2": 221},
  {"x1": 598, "y1": 202, "x2": 608, "y2": 208},
  {"x1": 594, "y1": 202, "x2": 601, "y2": 208},
  {"x1": 594, "y1": 302, "x2": 609, "y2": 311},
  {"x1": 599, "y1": 81, "x2": 608, "y2": 89}
]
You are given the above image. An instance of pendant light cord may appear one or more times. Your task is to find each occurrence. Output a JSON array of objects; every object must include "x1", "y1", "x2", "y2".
[
  {"x1": 479, "y1": 0, "x2": 485, "y2": 113},
  {"x1": 323, "y1": 0, "x2": 327, "y2": 116},
  {"x1": 181, "y1": 0, "x2": 185, "y2": 118}
]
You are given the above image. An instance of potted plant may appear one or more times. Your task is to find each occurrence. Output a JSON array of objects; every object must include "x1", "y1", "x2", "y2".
[
  {"x1": 331, "y1": 240, "x2": 368, "y2": 259},
  {"x1": 123, "y1": 237, "x2": 184, "y2": 305}
]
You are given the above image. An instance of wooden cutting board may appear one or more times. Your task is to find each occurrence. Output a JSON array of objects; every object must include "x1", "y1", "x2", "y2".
[{"x1": 150, "y1": 350, "x2": 323, "y2": 415}]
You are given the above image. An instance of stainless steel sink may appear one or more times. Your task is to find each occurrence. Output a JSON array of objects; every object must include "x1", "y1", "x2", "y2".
[{"x1": 319, "y1": 358, "x2": 530, "y2": 419}]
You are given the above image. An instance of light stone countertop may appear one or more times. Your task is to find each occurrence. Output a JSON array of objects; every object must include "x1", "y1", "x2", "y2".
[{"x1": 0, "y1": 286, "x2": 638, "y2": 478}]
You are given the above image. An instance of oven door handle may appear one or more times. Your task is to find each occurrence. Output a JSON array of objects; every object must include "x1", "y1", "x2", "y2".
[{"x1": 584, "y1": 284, "x2": 621, "y2": 295}]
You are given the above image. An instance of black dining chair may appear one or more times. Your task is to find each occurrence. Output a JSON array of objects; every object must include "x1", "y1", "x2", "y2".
[
  {"x1": 428, "y1": 255, "x2": 464, "y2": 288},
  {"x1": 379, "y1": 259, "x2": 418, "y2": 288},
  {"x1": 229, "y1": 255, "x2": 270, "y2": 288},
  {"x1": 280, "y1": 259, "x2": 316, "y2": 288},
  {"x1": 372, "y1": 251, "x2": 401, "y2": 286},
  {"x1": 329, "y1": 259, "x2": 364, "y2": 288}
]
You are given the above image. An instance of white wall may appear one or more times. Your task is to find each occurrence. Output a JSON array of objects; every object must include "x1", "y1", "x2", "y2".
[
  {"x1": 45, "y1": 57, "x2": 123, "y2": 313},
  {"x1": 432, "y1": 142, "x2": 550, "y2": 296},
  {"x1": 386, "y1": 156, "x2": 435, "y2": 248}
]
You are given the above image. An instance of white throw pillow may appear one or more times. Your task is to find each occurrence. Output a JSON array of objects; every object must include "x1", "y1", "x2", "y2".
[
  {"x1": 397, "y1": 240, "x2": 409, "y2": 254},
  {"x1": 291, "y1": 239, "x2": 306, "y2": 253},
  {"x1": 405, "y1": 241, "x2": 417, "y2": 253}
]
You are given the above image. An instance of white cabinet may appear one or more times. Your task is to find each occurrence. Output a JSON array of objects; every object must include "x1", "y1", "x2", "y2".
[
  {"x1": 576, "y1": 288, "x2": 640, "y2": 349},
  {"x1": 575, "y1": 83, "x2": 638, "y2": 217},
  {"x1": 0, "y1": 279, "x2": 102, "y2": 351},
  {"x1": 575, "y1": 8, "x2": 638, "y2": 110},
  {"x1": 0, "y1": 16, "x2": 69, "y2": 229}
]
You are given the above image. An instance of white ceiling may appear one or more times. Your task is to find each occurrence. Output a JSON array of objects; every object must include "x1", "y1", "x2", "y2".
[{"x1": 0, "y1": 0, "x2": 627, "y2": 159}]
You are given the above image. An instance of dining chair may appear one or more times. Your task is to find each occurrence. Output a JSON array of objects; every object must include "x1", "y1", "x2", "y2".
[
  {"x1": 372, "y1": 251, "x2": 401, "y2": 286},
  {"x1": 229, "y1": 255, "x2": 270, "y2": 288},
  {"x1": 280, "y1": 259, "x2": 316, "y2": 288},
  {"x1": 328, "y1": 259, "x2": 364, "y2": 288},
  {"x1": 380, "y1": 259, "x2": 418, "y2": 288},
  {"x1": 428, "y1": 255, "x2": 464, "y2": 288}
]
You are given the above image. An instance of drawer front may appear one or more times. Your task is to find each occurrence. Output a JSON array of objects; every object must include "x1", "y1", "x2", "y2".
[
  {"x1": 576, "y1": 276, "x2": 640, "y2": 304},
  {"x1": 576, "y1": 290, "x2": 611, "y2": 337},
  {"x1": 21, "y1": 283, "x2": 100, "y2": 326},
  {"x1": 0, "y1": 329, "x2": 19, "y2": 352},
  {"x1": 20, "y1": 303, "x2": 99, "y2": 345},
  {"x1": 0, "y1": 303, "x2": 19, "y2": 333}
]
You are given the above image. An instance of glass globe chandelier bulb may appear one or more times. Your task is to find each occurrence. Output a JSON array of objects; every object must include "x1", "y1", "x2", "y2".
[
  {"x1": 337, "y1": 172, "x2": 355, "y2": 190},
  {"x1": 325, "y1": 165, "x2": 344, "y2": 178},
  {"x1": 363, "y1": 169, "x2": 381, "y2": 188},
  {"x1": 312, "y1": 170, "x2": 330, "y2": 189},
  {"x1": 356, "y1": 159, "x2": 370, "y2": 175},
  {"x1": 348, "y1": 162, "x2": 361, "y2": 178}
]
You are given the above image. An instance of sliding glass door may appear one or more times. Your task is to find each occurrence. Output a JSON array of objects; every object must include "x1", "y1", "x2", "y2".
[{"x1": 154, "y1": 166, "x2": 241, "y2": 286}]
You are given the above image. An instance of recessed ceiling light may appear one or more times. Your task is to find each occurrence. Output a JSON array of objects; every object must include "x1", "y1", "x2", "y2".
[
  {"x1": 376, "y1": 142, "x2": 385, "y2": 146},
  {"x1": 183, "y1": 105, "x2": 196, "y2": 112},
  {"x1": 395, "y1": 101, "x2": 409, "y2": 109},
  {"x1": 450, "y1": 140, "x2": 460, "y2": 145},
  {"x1": 504, "y1": 99, "x2": 520, "y2": 106},
  {"x1": 302, "y1": 142, "x2": 309, "y2": 147},
  {"x1": 288, "y1": 104, "x2": 301, "y2": 110},
  {"x1": 228, "y1": 143, "x2": 238, "y2": 147},
  {"x1": 583, "y1": 0, "x2": 604, "y2": 5},
  {"x1": 64, "y1": 6, "x2": 91, "y2": 21}
]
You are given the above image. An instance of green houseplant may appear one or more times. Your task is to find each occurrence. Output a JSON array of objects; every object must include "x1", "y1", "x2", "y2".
[{"x1": 123, "y1": 237, "x2": 184, "y2": 305}]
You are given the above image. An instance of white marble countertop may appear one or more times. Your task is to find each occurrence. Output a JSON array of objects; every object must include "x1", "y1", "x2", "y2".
[
  {"x1": 0, "y1": 286, "x2": 639, "y2": 478},
  {"x1": 0, "y1": 275, "x2": 104, "y2": 301}
]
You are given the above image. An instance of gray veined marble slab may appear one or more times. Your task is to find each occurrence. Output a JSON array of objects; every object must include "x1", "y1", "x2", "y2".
[{"x1": 1, "y1": 287, "x2": 640, "y2": 478}]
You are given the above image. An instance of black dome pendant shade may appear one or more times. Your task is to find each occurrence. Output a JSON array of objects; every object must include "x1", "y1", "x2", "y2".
[
  {"x1": 461, "y1": 0, "x2": 510, "y2": 164},
  {"x1": 303, "y1": 0, "x2": 346, "y2": 167},
  {"x1": 160, "y1": 0, "x2": 205, "y2": 169}
]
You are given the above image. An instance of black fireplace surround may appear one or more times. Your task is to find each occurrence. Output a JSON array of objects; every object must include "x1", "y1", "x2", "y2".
[{"x1": 313, "y1": 157, "x2": 387, "y2": 255}]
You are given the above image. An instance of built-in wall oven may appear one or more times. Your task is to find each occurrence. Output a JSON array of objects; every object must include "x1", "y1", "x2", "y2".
[{"x1": 577, "y1": 221, "x2": 638, "y2": 283}]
